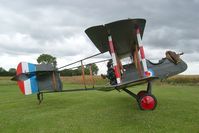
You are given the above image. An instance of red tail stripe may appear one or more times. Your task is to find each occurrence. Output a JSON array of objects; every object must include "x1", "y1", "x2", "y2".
[
  {"x1": 16, "y1": 63, "x2": 25, "y2": 94},
  {"x1": 17, "y1": 63, "x2": 22, "y2": 75}
]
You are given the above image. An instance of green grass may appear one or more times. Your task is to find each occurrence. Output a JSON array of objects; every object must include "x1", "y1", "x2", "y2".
[{"x1": 0, "y1": 78, "x2": 199, "y2": 133}]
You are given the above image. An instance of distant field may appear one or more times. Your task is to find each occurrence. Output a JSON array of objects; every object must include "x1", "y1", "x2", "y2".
[
  {"x1": 0, "y1": 76, "x2": 199, "y2": 133},
  {"x1": 164, "y1": 75, "x2": 199, "y2": 85}
]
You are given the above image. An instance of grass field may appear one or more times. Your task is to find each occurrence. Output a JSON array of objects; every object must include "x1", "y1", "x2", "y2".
[{"x1": 0, "y1": 77, "x2": 199, "y2": 133}]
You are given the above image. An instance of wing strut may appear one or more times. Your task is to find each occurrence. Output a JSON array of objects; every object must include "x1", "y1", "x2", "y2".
[
  {"x1": 81, "y1": 60, "x2": 86, "y2": 89},
  {"x1": 52, "y1": 71, "x2": 58, "y2": 91},
  {"x1": 107, "y1": 34, "x2": 121, "y2": 84},
  {"x1": 89, "y1": 64, "x2": 95, "y2": 88},
  {"x1": 136, "y1": 27, "x2": 150, "y2": 77},
  {"x1": 133, "y1": 46, "x2": 143, "y2": 78}
]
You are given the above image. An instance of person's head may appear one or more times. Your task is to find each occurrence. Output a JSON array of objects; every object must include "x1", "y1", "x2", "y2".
[{"x1": 107, "y1": 60, "x2": 113, "y2": 68}]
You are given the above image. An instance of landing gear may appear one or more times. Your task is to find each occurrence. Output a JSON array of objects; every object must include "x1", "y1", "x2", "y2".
[
  {"x1": 137, "y1": 90, "x2": 147, "y2": 98},
  {"x1": 122, "y1": 81, "x2": 157, "y2": 110},
  {"x1": 138, "y1": 94, "x2": 157, "y2": 110},
  {"x1": 37, "y1": 92, "x2": 43, "y2": 104}
]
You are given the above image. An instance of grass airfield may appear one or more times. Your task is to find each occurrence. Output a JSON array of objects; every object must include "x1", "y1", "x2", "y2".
[{"x1": 0, "y1": 77, "x2": 199, "y2": 133}]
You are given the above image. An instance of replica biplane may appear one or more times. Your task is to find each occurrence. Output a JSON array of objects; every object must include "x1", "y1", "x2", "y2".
[{"x1": 12, "y1": 18, "x2": 187, "y2": 110}]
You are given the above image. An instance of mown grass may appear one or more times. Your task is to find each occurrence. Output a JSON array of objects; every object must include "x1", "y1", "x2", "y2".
[{"x1": 0, "y1": 77, "x2": 199, "y2": 133}]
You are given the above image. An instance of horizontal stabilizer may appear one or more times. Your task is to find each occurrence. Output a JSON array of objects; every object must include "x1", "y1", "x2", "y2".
[
  {"x1": 13, "y1": 62, "x2": 62, "y2": 95},
  {"x1": 11, "y1": 73, "x2": 35, "y2": 81}
]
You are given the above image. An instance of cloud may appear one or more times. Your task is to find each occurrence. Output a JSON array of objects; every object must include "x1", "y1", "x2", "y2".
[
  {"x1": 0, "y1": 0, "x2": 198, "y2": 74},
  {"x1": 0, "y1": 32, "x2": 99, "y2": 57}
]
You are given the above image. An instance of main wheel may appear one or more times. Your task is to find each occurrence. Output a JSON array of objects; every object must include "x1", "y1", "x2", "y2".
[{"x1": 138, "y1": 94, "x2": 157, "y2": 110}]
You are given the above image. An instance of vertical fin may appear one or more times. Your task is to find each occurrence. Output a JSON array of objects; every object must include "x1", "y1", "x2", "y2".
[{"x1": 16, "y1": 62, "x2": 39, "y2": 95}]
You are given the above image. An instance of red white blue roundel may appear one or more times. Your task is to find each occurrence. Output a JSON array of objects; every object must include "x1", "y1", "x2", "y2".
[
  {"x1": 147, "y1": 69, "x2": 155, "y2": 77},
  {"x1": 145, "y1": 69, "x2": 155, "y2": 77}
]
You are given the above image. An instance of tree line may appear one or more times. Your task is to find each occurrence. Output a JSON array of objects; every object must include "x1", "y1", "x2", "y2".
[
  {"x1": 37, "y1": 54, "x2": 99, "y2": 76},
  {"x1": 0, "y1": 54, "x2": 99, "y2": 76},
  {"x1": 0, "y1": 67, "x2": 16, "y2": 76},
  {"x1": 60, "y1": 64, "x2": 99, "y2": 76}
]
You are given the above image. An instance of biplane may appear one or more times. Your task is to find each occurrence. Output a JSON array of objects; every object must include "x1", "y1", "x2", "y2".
[{"x1": 12, "y1": 18, "x2": 187, "y2": 110}]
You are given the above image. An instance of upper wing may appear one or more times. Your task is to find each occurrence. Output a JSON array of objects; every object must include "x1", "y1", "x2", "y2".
[{"x1": 85, "y1": 18, "x2": 146, "y2": 58}]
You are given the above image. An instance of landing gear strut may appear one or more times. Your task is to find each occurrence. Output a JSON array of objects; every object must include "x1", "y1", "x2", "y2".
[{"x1": 37, "y1": 92, "x2": 43, "y2": 104}]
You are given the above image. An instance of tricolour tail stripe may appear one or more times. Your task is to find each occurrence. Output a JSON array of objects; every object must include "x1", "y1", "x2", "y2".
[{"x1": 16, "y1": 62, "x2": 38, "y2": 95}]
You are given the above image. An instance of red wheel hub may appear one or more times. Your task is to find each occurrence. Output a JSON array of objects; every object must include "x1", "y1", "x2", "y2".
[{"x1": 140, "y1": 95, "x2": 156, "y2": 110}]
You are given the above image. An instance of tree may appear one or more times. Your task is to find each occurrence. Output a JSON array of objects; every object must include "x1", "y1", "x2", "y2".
[
  {"x1": 37, "y1": 54, "x2": 57, "y2": 67},
  {"x1": 60, "y1": 63, "x2": 99, "y2": 76},
  {"x1": 9, "y1": 68, "x2": 16, "y2": 73},
  {"x1": 0, "y1": 67, "x2": 10, "y2": 76},
  {"x1": 91, "y1": 64, "x2": 99, "y2": 75},
  {"x1": 0, "y1": 67, "x2": 6, "y2": 72},
  {"x1": 86, "y1": 64, "x2": 99, "y2": 75},
  {"x1": 60, "y1": 69, "x2": 73, "y2": 76}
]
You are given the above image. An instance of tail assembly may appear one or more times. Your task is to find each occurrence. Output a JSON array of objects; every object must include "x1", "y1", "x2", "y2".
[{"x1": 12, "y1": 62, "x2": 62, "y2": 95}]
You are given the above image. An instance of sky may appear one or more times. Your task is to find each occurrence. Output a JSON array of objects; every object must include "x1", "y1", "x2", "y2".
[{"x1": 0, "y1": 0, "x2": 199, "y2": 74}]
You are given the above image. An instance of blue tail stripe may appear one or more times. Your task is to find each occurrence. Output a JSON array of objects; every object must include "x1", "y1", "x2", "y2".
[
  {"x1": 28, "y1": 63, "x2": 36, "y2": 73},
  {"x1": 28, "y1": 63, "x2": 38, "y2": 93},
  {"x1": 30, "y1": 76, "x2": 39, "y2": 93}
]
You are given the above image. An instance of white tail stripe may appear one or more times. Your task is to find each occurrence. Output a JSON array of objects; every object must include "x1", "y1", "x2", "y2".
[
  {"x1": 21, "y1": 62, "x2": 33, "y2": 95},
  {"x1": 21, "y1": 62, "x2": 29, "y2": 73},
  {"x1": 24, "y1": 79, "x2": 32, "y2": 95}
]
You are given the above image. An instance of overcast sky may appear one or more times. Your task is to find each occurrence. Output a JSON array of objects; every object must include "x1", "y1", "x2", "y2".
[{"x1": 0, "y1": 0, "x2": 198, "y2": 74}]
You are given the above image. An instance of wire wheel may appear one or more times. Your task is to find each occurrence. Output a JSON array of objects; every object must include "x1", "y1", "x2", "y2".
[{"x1": 138, "y1": 94, "x2": 157, "y2": 110}]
